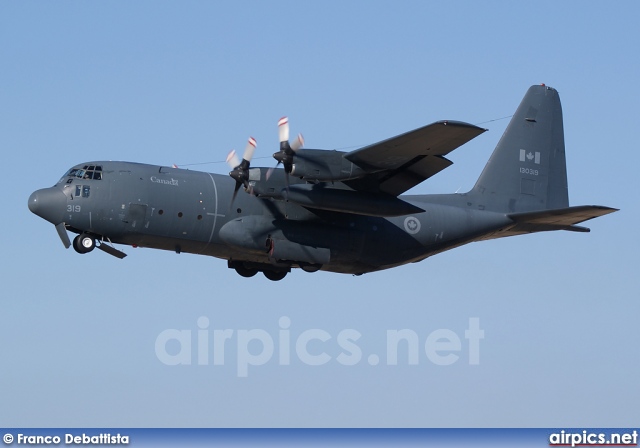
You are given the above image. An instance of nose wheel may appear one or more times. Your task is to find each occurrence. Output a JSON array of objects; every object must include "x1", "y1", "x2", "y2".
[{"x1": 73, "y1": 233, "x2": 96, "y2": 254}]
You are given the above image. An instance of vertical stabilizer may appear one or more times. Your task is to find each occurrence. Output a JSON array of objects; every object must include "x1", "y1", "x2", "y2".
[{"x1": 471, "y1": 85, "x2": 568, "y2": 213}]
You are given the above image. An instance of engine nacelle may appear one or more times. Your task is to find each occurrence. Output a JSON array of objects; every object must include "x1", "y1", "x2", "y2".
[
  {"x1": 219, "y1": 216, "x2": 276, "y2": 254},
  {"x1": 220, "y1": 216, "x2": 331, "y2": 266},
  {"x1": 290, "y1": 149, "x2": 366, "y2": 182}
]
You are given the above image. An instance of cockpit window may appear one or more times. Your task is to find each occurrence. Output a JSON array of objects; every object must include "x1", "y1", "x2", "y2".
[{"x1": 66, "y1": 165, "x2": 103, "y2": 180}]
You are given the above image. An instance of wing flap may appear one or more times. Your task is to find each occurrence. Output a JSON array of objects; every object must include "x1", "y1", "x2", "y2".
[{"x1": 283, "y1": 184, "x2": 425, "y2": 217}]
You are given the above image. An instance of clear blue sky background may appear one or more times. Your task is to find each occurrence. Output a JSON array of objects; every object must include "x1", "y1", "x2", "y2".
[{"x1": 1, "y1": 1, "x2": 638, "y2": 427}]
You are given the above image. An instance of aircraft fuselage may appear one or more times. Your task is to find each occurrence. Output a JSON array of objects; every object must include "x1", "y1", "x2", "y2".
[{"x1": 30, "y1": 161, "x2": 512, "y2": 276}]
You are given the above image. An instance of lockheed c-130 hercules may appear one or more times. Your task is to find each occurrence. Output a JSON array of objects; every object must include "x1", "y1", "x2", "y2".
[{"x1": 28, "y1": 85, "x2": 617, "y2": 281}]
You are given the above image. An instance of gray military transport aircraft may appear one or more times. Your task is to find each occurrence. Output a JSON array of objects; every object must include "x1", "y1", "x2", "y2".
[{"x1": 28, "y1": 85, "x2": 617, "y2": 281}]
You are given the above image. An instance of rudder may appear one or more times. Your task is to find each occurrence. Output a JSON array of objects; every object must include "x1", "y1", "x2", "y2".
[{"x1": 470, "y1": 85, "x2": 569, "y2": 213}]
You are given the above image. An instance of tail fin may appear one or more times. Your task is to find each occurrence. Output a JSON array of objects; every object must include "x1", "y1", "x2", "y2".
[{"x1": 471, "y1": 85, "x2": 568, "y2": 213}]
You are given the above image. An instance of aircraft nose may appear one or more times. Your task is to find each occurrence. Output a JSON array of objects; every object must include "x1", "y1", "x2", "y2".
[{"x1": 28, "y1": 188, "x2": 67, "y2": 224}]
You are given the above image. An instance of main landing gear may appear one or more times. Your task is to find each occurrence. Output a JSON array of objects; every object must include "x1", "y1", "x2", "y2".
[
  {"x1": 228, "y1": 260, "x2": 293, "y2": 281},
  {"x1": 263, "y1": 270, "x2": 288, "y2": 281}
]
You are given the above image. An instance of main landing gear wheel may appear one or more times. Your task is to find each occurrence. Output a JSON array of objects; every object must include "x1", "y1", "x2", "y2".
[
  {"x1": 300, "y1": 263, "x2": 322, "y2": 273},
  {"x1": 73, "y1": 234, "x2": 95, "y2": 254},
  {"x1": 234, "y1": 265, "x2": 258, "y2": 278},
  {"x1": 263, "y1": 270, "x2": 287, "y2": 281}
]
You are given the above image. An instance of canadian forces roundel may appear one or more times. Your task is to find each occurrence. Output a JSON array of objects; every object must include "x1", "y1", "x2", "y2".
[{"x1": 403, "y1": 216, "x2": 421, "y2": 234}]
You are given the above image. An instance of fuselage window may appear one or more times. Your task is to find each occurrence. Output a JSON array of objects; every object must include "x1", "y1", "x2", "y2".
[
  {"x1": 75, "y1": 185, "x2": 82, "y2": 197},
  {"x1": 82, "y1": 185, "x2": 90, "y2": 198}
]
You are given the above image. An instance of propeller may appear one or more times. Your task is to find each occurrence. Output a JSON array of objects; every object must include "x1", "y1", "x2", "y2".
[
  {"x1": 227, "y1": 137, "x2": 257, "y2": 205},
  {"x1": 267, "y1": 116, "x2": 304, "y2": 181}
]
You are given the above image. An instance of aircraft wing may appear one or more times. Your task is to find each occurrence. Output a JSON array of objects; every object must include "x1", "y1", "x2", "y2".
[{"x1": 344, "y1": 120, "x2": 486, "y2": 196}]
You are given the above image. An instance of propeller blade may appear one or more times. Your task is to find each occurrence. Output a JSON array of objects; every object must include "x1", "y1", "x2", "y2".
[
  {"x1": 278, "y1": 117, "x2": 289, "y2": 143},
  {"x1": 290, "y1": 133, "x2": 304, "y2": 152},
  {"x1": 230, "y1": 181, "x2": 242, "y2": 208},
  {"x1": 55, "y1": 222, "x2": 71, "y2": 248},
  {"x1": 266, "y1": 159, "x2": 283, "y2": 181},
  {"x1": 243, "y1": 137, "x2": 257, "y2": 162},
  {"x1": 226, "y1": 150, "x2": 241, "y2": 169}
]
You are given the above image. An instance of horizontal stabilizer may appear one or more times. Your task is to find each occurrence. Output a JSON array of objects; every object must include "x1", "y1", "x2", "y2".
[
  {"x1": 508, "y1": 205, "x2": 618, "y2": 229},
  {"x1": 476, "y1": 205, "x2": 617, "y2": 242}
]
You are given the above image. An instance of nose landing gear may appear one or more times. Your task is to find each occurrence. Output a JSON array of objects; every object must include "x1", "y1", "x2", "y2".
[{"x1": 72, "y1": 233, "x2": 95, "y2": 254}]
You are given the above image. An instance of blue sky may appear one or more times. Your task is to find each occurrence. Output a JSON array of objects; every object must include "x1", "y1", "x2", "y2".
[{"x1": 1, "y1": 1, "x2": 638, "y2": 427}]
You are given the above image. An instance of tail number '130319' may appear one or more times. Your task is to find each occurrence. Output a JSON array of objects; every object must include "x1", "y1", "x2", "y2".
[
  {"x1": 67, "y1": 205, "x2": 81, "y2": 213},
  {"x1": 520, "y1": 167, "x2": 539, "y2": 176}
]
